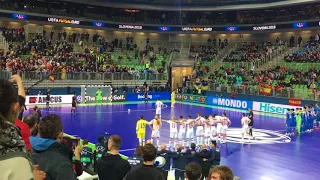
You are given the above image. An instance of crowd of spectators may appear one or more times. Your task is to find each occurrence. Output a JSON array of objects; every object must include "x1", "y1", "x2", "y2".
[
  {"x1": 0, "y1": 0, "x2": 319, "y2": 26},
  {"x1": 0, "y1": 26, "x2": 169, "y2": 82},
  {"x1": 223, "y1": 42, "x2": 279, "y2": 63},
  {"x1": 285, "y1": 34, "x2": 320, "y2": 63}
]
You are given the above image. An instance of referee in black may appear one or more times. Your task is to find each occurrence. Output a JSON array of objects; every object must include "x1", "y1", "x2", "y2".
[
  {"x1": 248, "y1": 108, "x2": 254, "y2": 137},
  {"x1": 46, "y1": 90, "x2": 50, "y2": 110}
]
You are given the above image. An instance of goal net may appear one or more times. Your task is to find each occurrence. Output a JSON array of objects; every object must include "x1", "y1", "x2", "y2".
[{"x1": 80, "y1": 85, "x2": 112, "y2": 104}]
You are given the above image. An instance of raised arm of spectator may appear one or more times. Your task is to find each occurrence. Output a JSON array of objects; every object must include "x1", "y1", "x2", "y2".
[{"x1": 11, "y1": 74, "x2": 26, "y2": 98}]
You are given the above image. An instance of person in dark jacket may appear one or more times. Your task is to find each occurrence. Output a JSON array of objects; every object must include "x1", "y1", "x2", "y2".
[
  {"x1": 81, "y1": 139, "x2": 93, "y2": 169},
  {"x1": 199, "y1": 144, "x2": 212, "y2": 179},
  {"x1": 128, "y1": 146, "x2": 143, "y2": 168},
  {"x1": 30, "y1": 114, "x2": 79, "y2": 180},
  {"x1": 171, "y1": 144, "x2": 188, "y2": 180},
  {"x1": 123, "y1": 144, "x2": 165, "y2": 180},
  {"x1": 97, "y1": 135, "x2": 131, "y2": 180},
  {"x1": 33, "y1": 106, "x2": 42, "y2": 124},
  {"x1": 204, "y1": 141, "x2": 220, "y2": 169},
  {"x1": 186, "y1": 143, "x2": 201, "y2": 164},
  {"x1": 157, "y1": 144, "x2": 173, "y2": 179}
]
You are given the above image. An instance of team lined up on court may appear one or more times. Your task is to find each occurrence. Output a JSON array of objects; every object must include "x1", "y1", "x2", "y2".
[
  {"x1": 284, "y1": 104, "x2": 320, "y2": 136},
  {"x1": 136, "y1": 99, "x2": 255, "y2": 148}
]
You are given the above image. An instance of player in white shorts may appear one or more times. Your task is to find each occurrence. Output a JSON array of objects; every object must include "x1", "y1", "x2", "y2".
[
  {"x1": 203, "y1": 116, "x2": 212, "y2": 146},
  {"x1": 215, "y1": 114, "x2": 223, "y2": 142},
  {"x1": 162, "y1": 116, "x2": 178, "y2": 148},
  {"x1": 155, "y1": 98, "x2": 164, "y2": 119},
  {"x1": 178, "y1": 116, "x2": 188, "y2": 146},
  {"x1": 241, "y1": 113, "x2": 251, "y2": 142},
  {"x1": 149, "y1": 115, "x2": 162, "y2": 146},
  {"x1": 195, "y1": 113, "x2": 205, "y2": 145},
  {"x1": 186, "y1": 115, "x2": 195, "y2": 146},
  {"x1": 221, "y1": 112, "x2": 232, "y2": 144},
  {"x1": 209, "y1": 114, "x2": 217, "y2": 141}
]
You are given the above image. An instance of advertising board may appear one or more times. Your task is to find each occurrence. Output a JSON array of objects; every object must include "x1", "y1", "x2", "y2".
[
  {"x1": 176, "y1": 94, "x2": 207, "y2": 104},
  {"x1": 26, "y1": 95, "x2": 73, "y2": 105},
  {"x1": 126, "y1": 92, "x2": 171, "y2": 101},
  {"x1": 252, "y1": 101, "x2": 302, "y2": 114},
  {"x1": 207, "y1": 97, "x2": 253, "y2": 109}
]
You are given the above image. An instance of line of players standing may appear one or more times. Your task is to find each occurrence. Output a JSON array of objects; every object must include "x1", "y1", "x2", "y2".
[{"x1": 285, "y1": 104, "x2": 320, "y2": 135}]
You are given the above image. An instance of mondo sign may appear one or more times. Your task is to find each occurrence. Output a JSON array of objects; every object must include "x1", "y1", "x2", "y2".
[
  {"x1": 207, "y1": 97, "x2": 252, "y2": 110},
  {"x1": 26, "y1": 95, "x2": 73, "y2": 105}
]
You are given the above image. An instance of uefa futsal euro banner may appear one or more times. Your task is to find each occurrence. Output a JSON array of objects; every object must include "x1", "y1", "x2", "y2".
[
  {"x1": 207, "y1": 97, "x2": 253, "y2": 110},
  {"x1": 176, "y1": 94, "x2": 207, "y2": 104},
  {"x1": 126, "y1": 92, "x2": 171, "y2": 101}
]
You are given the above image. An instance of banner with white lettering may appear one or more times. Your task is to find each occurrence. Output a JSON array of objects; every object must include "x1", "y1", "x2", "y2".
[
  {"x1": 207, "y1": 97, "x2": 253, "y2": 110},
  {"x1": 26, "y1": 95, "x2": 73, "y2": 105},
  {"x1": 252, "y1": 102, "x2": 302, "y2": 114}
]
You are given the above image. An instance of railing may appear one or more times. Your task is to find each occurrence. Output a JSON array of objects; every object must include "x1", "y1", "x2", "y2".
[
  {"x1": 186, "y1": 82, "x2": 320, "y2": 101},
  {"x1": 16, "y1": 71, "x2": 167, "y2": 82},
  {"x1": 221, "y1": 45, "x2": 287, "y2": 70},
  {"x1": 0, "y1": 70, "x2": 12, "y2": 80}
]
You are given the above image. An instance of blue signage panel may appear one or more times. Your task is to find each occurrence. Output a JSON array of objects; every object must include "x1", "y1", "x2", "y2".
[
  {"x1": 207, "y1": 97, "x2": 253, "y2": 110},
  {"x1": 126, "y1": 92, "x2": 171, "y2": 101}
]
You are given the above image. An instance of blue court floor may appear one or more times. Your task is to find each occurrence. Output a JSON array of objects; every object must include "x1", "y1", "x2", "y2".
[{"x1": 26, "y1": 102, "x2": 320, "y2": 180}]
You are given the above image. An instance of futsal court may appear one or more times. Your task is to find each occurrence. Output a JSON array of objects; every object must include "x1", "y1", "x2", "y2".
[{"x1": 26, "y1": 101, "x2": 320, "y2": 180}]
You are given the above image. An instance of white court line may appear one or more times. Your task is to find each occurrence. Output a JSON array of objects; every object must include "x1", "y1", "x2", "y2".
[{"x1": 119, "y1": 148, "x2": 136, "y2": 152}]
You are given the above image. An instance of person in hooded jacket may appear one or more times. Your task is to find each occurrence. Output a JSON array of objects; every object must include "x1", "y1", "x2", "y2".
[
  {"x1": 30, "y1": 114, "x2": 78, "y2": 180},
  {"x1": 171, "y1": 144, "x2": 188, "y2": 180},
  {"x1": 97, "y1": 135, "x2": 131, "y2": 180},
  {"x1": 157, "y1": 144, "x2": 174, "y2": 179},
  {"x1": 0, "y1": 76, "x2": 45, "y2": 180}
]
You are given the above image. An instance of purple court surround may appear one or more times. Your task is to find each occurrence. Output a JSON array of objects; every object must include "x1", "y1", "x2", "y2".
[{"x1": 26, "y1": 102, "x2": 320, "y2": 180}]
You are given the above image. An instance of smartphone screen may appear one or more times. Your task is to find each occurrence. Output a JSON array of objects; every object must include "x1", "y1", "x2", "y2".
[{"x1": 71, "y1": 138, "x2": 79, "y2": 150}]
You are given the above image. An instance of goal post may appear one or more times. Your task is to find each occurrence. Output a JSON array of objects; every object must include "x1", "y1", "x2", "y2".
[{"x1": 80, "y1": 85, "x2": 112, "y2": 104}]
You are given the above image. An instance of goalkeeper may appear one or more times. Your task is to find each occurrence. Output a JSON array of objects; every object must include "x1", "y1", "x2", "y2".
[{"x1": 96, "y1": 88, "x2": 103, "y2": 104}]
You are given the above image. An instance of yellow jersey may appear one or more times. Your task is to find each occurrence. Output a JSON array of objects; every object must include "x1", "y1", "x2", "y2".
[
  {"x1": 171, "y1": 91, "x2": 175, "y2": 101},
  {"x1": 136, "y1": 119, "x2": 149, "y2": 133}
]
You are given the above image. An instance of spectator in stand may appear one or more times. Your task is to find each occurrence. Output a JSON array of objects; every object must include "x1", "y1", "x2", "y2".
[
  {"x1": 208, "y1": 166, "x2": 238, "y2": 180},
  {"x1": 204, "y1": 141, "x2": 220, "y2": 169},
  {"x1": 23, "y1": 114, "x2": 38, "y2": 136},
  {"x1": 172, "y1": 144, "x2": 188, "y2": 180},
  {"x1": 199, "y1": 144, "x2": 212, "y2": 180},
  {"x1": 123, "y1": 144, "x2": 165, "y2": 180},
  {"x1": 97, "y1": 135, "x2": 131, "y2": 180},
  {"x1": 157, "y1": 144, "x2": 173, "y2": 179},
  {"x1": 0, "y1": 77, "x2": 46, "y2": 180},
  {"x1": 9, "y1": 75, "x2": 33, "y2": 151},
  {"x1": 80, "y1": 139, "x2": 93, "y2": 169},
  {"x1": 30, "y1": 114, "x2": 79, "y2": 180},
  {"x1": 185, "y1": 162, "x2": 202, "y2": 180},
  {"x1": 127, "y1": 146, "x2": 143, "y2": 168},
  {"x1": 95, "y1": 136, "x2": 107, "y2": 160},
  {"x1": 60, "y1": 136, "x2": 84, "y2": 177}
]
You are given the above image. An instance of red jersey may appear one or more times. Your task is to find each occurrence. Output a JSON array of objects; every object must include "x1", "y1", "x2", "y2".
[{"x1": 15, "y1": 119, "x2": 32, "y2": 151}]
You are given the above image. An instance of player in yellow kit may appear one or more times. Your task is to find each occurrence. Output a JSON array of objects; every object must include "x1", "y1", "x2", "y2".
[
  {"x1": 136, "y1": 115, "x2": 151, "y2": 146},
  {"x1": 171, "y1": 90, "x2": 176, "y2": 108}
]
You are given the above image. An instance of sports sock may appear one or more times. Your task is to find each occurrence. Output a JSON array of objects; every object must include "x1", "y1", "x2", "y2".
[
  {"x1": 173, "y1": 141, "x2": 176, "y2": 148},
  {"x1": 142, "y1": 138, "x2": 145, "y2": 146},
  {"x1": 139, "y1": 138, "x2": 142, "y2": 146},
  {"x1": 156, "y1": 139, "x2": 159, "y2": 146},
  {"x1": 151, "y1": 138, "x2": 154, "y2": 144}
]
